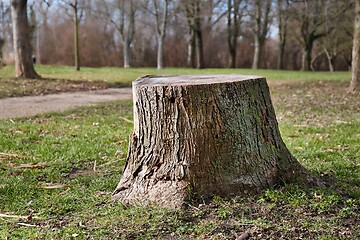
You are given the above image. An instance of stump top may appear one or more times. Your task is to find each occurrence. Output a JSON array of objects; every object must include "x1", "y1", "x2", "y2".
[{"x1": 134, "y1": 75, "x2": 265, "y2": 87}]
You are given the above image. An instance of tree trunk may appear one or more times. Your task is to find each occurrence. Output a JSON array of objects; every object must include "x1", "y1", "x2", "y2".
[
  {"x1": 187, "y1": 29, "x2": 195, "y2": 68},
  {"x1": 328, "y1": 57, "x2": 335, "y2": 72},
  {"x1": 0, "y1": 38, "x2": 4, "y2": 65},
  {"x1": 227, "y1": 0, "x2": 238, "y2": 69},
  {"x1": 123, "y1": 37, "x2": 131, "y2": 68},
  {"x1": 277, "y1": 41, "x2": 285, "y2": 70},
  {"x1": 276, "y1": 0, "x2": 287, "y2": 70},
  {"x1": 10, "y1": 0, "x2": 40, "y2": 78},
  {"x1": 229, "y1": 41, "x2": 236, "y2": 68},
  {"x1": 350, "y1": 0, "x2": 360, "y2": 93},
  {"x1": 112, "y1": 75, "x2": 323, "y2": 208},
  {"x1": 194, "y1": 0, "x2": 204, "y2": 69},
  {"x1": 252, "y1": 36, "x2": 261, "y2": 69},
  {"x1": 155, "y1": 0, "x2": 169, "y2": 70},
  {"x1": 301, "y1": 42, "x2": 313, "y2": 71},
  {"x1": 157, "y1": 35, "x2": 164, "y2": 69},
  {"x1": 195, "y1": 28, "x2": 204, "y2": 69},
  {"x1": 74, "y1": 2, "x2": 80, "y2": 71}
]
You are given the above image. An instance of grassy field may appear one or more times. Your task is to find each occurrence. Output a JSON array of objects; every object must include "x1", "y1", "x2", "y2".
[
  {"x1": 0, "y1": 66, "x2": 359, "y2": 239},
  {"x1": 0, "y1": 64, "x2": 351, "y2": 98}
]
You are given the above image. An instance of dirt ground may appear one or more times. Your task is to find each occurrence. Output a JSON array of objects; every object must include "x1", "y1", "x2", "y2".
[{"x1": 0, "y1": 88, "x2": 132, "y2": 119}]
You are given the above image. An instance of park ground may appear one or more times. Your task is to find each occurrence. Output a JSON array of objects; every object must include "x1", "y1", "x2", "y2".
[{"x1": 0, "y1": 65, "x2": 359, "y2": 239}]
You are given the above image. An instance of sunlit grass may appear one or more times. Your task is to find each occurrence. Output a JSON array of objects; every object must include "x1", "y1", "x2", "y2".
[
  {"x1": 0, "y1": 65, "x2": 358, "y2": 239},
  {"x1": 0, "y1": 64, "x2": 351, "y2": 83}
]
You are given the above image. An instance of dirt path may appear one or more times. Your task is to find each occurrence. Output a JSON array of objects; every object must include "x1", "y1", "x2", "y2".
[{"x1": 0, "y1": 88, "x2": 132, "y2": 119}]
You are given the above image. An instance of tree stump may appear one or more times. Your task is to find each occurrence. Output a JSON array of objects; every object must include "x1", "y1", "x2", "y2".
[{"x1": 112, "y1": 75, "x2": 321, "y2": 208}]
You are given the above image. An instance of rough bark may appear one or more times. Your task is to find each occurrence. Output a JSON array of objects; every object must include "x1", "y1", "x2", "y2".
[
  {"x1": 10, "y1": 0, "x2": 40, "y2": 78},
  {"x1": 350, "y1": 0, "x2": 360, "y2": 93},
  {"x1": 112, "y1": 75, "x2": 322, "y2": 208}
]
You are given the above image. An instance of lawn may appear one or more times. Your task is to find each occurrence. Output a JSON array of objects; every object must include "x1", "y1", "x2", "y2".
[
  {"x1": 0, "y1": 65, "x2": 351, "y2": 98},
  {"x1": 0, "y1": 66, "x2": 359, "y2": 239}
]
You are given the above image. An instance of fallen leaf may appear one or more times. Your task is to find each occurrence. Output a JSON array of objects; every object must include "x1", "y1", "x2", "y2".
[
  {"x1": 41, "y1": 184, "x2": 68, "y2": 189},
  {"x1": 314, "y1": 192, "x2": 322, "y2": 201},
  {"x1": 12, "y1": 162, "x2": 49, "y2": 169},
  {"x1": 0, "y1": 152, "x2": 21, "y2": 160},
  {"x1": 294, "y1": 146, "x2": 304, "y2": 150},
  {"x1": 112, "y1": 140, "x2": 126, "y2": 145},
  {"x1": 0, "y1": 213, "x2": 38, "y2": 219},
  {"x1": 96, "y1": 191, "x2": 110, "y2": 197},
  {"x1": 17, "y1": 222, "x2": 37, "y2": 227},
  {"x1": 323, "y1": 146, "x2": 350, "y2": 152},
  {"x1": 119, "y1": 117, "x2": 134, "y2": 123},
  {"x1": 58, "y1": 188, "x2": 70, "y2": 196},
  {"x1": 0, "y1": 184, "x2": 7, "y2": 188}
]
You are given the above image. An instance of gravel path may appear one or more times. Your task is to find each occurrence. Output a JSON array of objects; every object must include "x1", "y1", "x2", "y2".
[{"x1": 0, "y1": 88, "x2": 132, "y2": 119}]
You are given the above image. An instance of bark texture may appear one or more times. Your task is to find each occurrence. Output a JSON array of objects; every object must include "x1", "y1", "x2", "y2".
[
  {"x1": 113, "y1": 75, "x2": 321, "y2": 208},
  {"x1": 11, "y1": 0, "x2": 40, "y2": 78}
]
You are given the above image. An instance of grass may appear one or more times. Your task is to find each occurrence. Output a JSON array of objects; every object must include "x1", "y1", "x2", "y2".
[
  {"x1": 0, "y1": 64, "x2": 351, "y2": 98},
  {"x1": 32, "y1": 65, "x2": 350, "y2": 82},
  {"x1": 1, "y1": 64, "x2": 351, "y2": 82},
  {"x1": 0, "y1": 66, "x2": 359, "y2": 239}
]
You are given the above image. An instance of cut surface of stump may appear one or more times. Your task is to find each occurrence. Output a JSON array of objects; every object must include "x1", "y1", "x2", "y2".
[{"x1": 112, "y1": 75, "x2": 321, "y2": 208}]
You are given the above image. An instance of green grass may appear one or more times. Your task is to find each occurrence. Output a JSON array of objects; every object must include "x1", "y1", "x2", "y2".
[
  {"x1": 0, "y1": 66, "x2": 359, "y2": 239},
  {"x1": 0, "y1": 64, "x2": 351, "y2": 98},
  {"x1": 1, "y1": 64, "x2": 351, "y2": 83}
]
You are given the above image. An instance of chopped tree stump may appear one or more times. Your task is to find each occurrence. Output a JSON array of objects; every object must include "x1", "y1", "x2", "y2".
[{"x1": 112, "y1": 75, "x2": 322, "y2": 208}]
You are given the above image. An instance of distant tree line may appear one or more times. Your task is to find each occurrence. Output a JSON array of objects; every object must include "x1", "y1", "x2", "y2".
[{"x1": 1, "y1": 0, "x2": 356, "y2": 71}]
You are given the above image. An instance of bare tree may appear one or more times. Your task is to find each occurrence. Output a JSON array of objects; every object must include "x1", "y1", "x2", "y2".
[
  {"x1": 60, "y1": 0, "x2": 84, "y2": 71},
  {"x1": 291, "y1": 0, "x2": 352, "y2": 71},
  {"x1": 144, "y1": 0, "x2": 174, "y2": 69},
  {"x1": 319, "y1": 26, "x2": 353, "y2": 72},
  {"x1": 0, "y1": 1, "x2": 9, "y2": 65},
  {"x1": 250, "y1": 0, "x2": 272, "y2": 69},
  {"x1": 227, "y1": 0, "x2": 247, "y2": 68},
  {"x1": 10, "y1": 0, "x2": 40, "y2": 78},
  {"x1": 276, "y1": 0, "x2": 289, "y2": 70},
  {"x1": 350, "y1": 0, "x2": 360, "y2": 92},
  {"x1": 35, "y1": 0, "x2": 52, "y2": 64},
  {"x1": 183, "y1": 0, "x2": 204, "y2": 69},
  {"x1": 103, "y1": 0, "x2": 136, "y2": 68}
]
